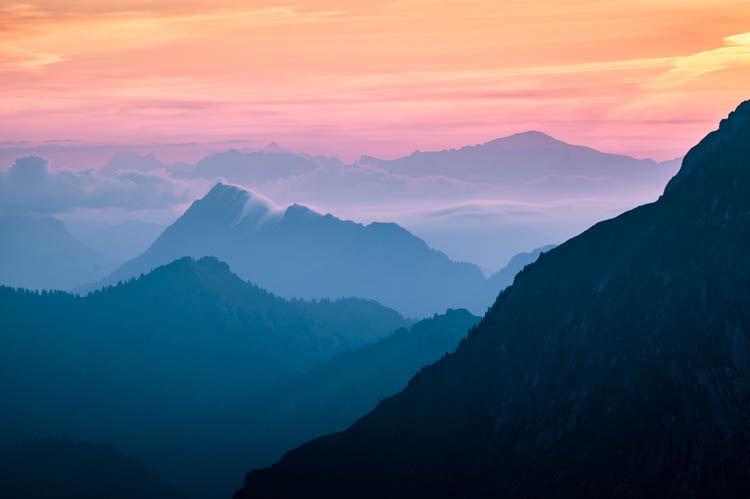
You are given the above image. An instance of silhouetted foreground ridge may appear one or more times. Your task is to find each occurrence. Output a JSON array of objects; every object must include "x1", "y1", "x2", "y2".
[
  {"x1": 193, "y1": 309, "x2": 479, "y2": 498},
  {"x1": 235, "y1": 102, "x2": 750, "y2": 498},
  {"x1": 0, "y1": 438, "x2": 184, "y2": 499}
]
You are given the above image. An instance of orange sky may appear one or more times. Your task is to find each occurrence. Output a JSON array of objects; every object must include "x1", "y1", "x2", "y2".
[{"x1": 1, "y1": 0, "x2": 749, "y2": 160}]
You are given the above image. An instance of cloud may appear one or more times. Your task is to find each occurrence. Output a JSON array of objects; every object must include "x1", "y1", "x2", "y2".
[
  {"x1": 425, "y1": 202, "x2": 542, "y2": 220},
  {"x1": 648, "y1": 31, "x2": 750, "y2": 86},
  {"x1": 256, "y1": 161, "x2": 495, "y2": 207},
  {"x1": 0, "y1": 155, "x2": 199, "y2": 213}
]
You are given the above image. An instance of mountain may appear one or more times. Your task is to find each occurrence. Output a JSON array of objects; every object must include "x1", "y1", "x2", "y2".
[
  {"x1": 0, "y1": 257, "x2": 405, "y2": 476},
  {"x1": 163, "y1": 309, "x2": 480, "y2": 499},
  {"x1": 100, "y1": 152, "x2": 166, "y2": 174},
  {"x1": 478, "y1": 244, "x2": 555, "y2": 301},
  {"x1": 361, "y1": 130, "x2": 679, "y2": 186},
  {"x1": 66, "y1": 220, "x2": 167, "y2": 265},
  {"x1": 172, "y1": 148, "x2": 318, "y2": 185},
  {"x1": 0, "y1": 438, "x2": 185, "y2": 499},
  {"x1": 95, "y1": 183, "x2": 486, "y2": 317},
  {"x1": 258, "y1": 142, "x2": 290, "y2": 155},
  {"x1": 235, "y1": 102, "x2": 750, "y2": 498},
  {"x1": 0, "y1": 212, "x2": 111, "y2": 290}
]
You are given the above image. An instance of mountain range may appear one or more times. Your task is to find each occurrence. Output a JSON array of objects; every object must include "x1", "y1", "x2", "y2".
[
  {"x1": 93, "y1": 183, "x2": 488, "y2": 317},
  {"x1": 163, "y1": 308, "x2": 479, "y2": 499},
  {"x1": 235, "y1": 101, "x2": 750, "y2": 498},
  {"x1": 0, "y1": 255, "x2": 477, "y2": 499},
  {"x1": 1, "y1": 130, "x2": 681, "y2": 279},
  {"x1": 361, "y1": 130, "x2": 680, "y2": 186},
  {"x1": 1, "y1": 185, "x2": 548, "y2": 314},
  {"x1": 0, "y1": 212, "x2": 111, "y2": 290},
  {"x1": 0, "y1": 257, "x2": 405, "y2": 448},
  {"x1": 171, "y1": 148, "x2": 320, "y2": 184}
]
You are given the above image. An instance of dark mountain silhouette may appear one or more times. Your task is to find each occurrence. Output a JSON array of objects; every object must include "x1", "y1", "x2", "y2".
[
  {"x1": 94, "y1": 184, "x2": 486, "y2": 317},
  {"x1": 477, "y1": 244, "x2": 555, "y2": 305},
  {"x1": 0, "y1": 257, "x2": 405, "y2": 479},
  {"x1": 0, "y1": 212, "x2": 111, "y2": 290},
  {"x1": 361, "y1": 130, "x2": 680, "y2": 186},
  {"x1": 0, "y1": 438, "x2": 185, "y2": 499},
  {"x1": 235, "y1": 102, "x2": 750, "y2": 499},
  {"x1": 161, "y1": 309, "x2": 479, "y2": 499}
]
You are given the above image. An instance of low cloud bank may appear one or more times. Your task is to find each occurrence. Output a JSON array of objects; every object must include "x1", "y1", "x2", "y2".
[{"x1": 0, "y1": 155, "x2": 198, "y2": 213}]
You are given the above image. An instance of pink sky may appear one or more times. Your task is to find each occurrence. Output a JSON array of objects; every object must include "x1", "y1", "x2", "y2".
[{"x1": 2, "y1": 1, "x2": 750, "y2": 161}]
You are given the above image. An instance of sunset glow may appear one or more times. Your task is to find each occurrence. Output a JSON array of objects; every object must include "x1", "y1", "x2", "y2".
[{"x1": 2, "y1": 0, "x2": 750, "y2": 160}]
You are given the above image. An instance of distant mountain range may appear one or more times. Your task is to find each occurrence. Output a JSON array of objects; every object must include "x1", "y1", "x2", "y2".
[
  {"x1": 235, "y1": 102, "x2": 750, "y2": 498},
  {"x1": 170, "y1": 131, "x2": 680, "y2": 271},
  {"x1": 171, "y1": 148, "x2": 320, "y2": 184},
  {"x1": 101, "y1": 152, "x2": 166, "y2": 174},
  {"x1": 1, "y1": 131, "x2": 681, "y2": 274},
  {"x1": 361, "y1": 130, "x2": 680, "y2": 186},
  {"x1": 66, "y1": 220, "x2": 167, "y2": 266},
  {"x1": 0, "y1": 212, "x2": 171, "y2": 291},
  {"x1": 93, "y1": 183, "x2": 488, "y2": 317},
  {"x1": 0, "y1": 212, "x2": 111, "y2": 290}
]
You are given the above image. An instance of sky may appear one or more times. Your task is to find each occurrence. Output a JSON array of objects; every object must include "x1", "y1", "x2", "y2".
[{"x1": 2, "y1": 0, "x2": 750, "y2": 161}]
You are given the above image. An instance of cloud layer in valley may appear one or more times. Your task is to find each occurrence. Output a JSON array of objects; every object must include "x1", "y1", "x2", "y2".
[
  {"x1": 0, "y1": 130, "x2": 683, "y2": 272},
  {"x1": 0, "y1": 155, "x2": 201, "y2": 214}
]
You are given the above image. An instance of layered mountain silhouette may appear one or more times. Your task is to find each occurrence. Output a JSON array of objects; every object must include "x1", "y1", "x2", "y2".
[
  {"x1": 0, "y1": 438, "x2": 185, "y2": 499},
  {"x1": 95, "y1": 184, "x2": 486, "y2": 317},
  {"x1": 361, "y1": 130, "x2": 680, "y2": 186},
  {"x1": 0, "y1": 256, "x2": 478, "y2": 499},
  {"x1": 0, "y1": 257, "x2": 405, "y2": 454},
  {"x1": 235, "y1": 102, "x2": 750, "y2": 498},
  {"x1": 164, "y1": 309, "x2": 479, "y2": 499},
  {"x1": 0, "y1": 212, "x2": 112, "y2": 290}
]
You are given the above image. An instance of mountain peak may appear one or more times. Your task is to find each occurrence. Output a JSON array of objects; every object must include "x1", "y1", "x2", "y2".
[
  {"x1": 283, "y1": 203, "x2": 319, "y2": 221},
  {"x1": 206, "y1": 181, "x2": 243, "y2": 196},
  {"x1": 260, "y1": 141, "x2": 290, "y2": 154},
  {"x1": 163, "y1": 255, "x2": 229, "y2": 273},
  {"x1": 100, "y1": 151, "x2": 165, "y2": 174},
  {"x1": 664, "y1": 99, "x2": 750, "y2": 197},
  {"x1": 197, "y1": 183, "x2": 280, "y2": 227},
  {"x1": 482, "y1": 130, "x2": 565, "y2": 149},
  {"x1": 137, "y1": 255, "x2": 234, "y2": 286},
  {"x1": 203, "y1": 182, "x2": 251, "y2": 206},
  {"x1": 508, "y1": 130, "x2": 558, "y2": 140}
]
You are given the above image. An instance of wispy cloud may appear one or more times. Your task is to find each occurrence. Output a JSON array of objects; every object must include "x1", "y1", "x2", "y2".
[{"x1": 1, "y1": 1, "x2": 749, "y2": 160}]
